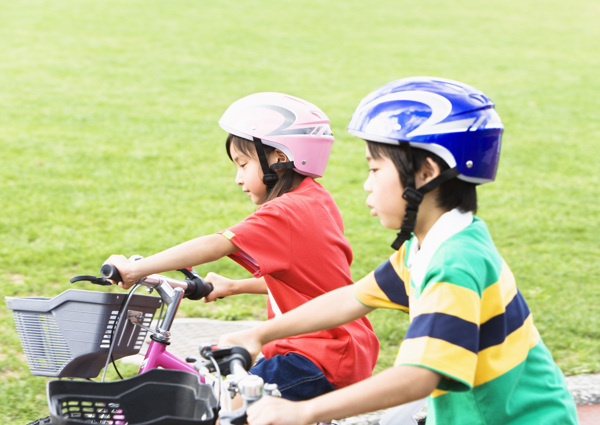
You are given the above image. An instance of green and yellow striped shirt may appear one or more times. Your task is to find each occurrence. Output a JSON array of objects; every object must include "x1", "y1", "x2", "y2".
[{"x1": 354, "y1": 210, "x2": 577, "y2": 424}]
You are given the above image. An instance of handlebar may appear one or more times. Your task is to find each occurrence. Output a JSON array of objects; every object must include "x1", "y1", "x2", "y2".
[
  {"x1": 100, "y1": 263, "x2": 123, "y2": 281},
  {"x1": 68, "y1": 262, "x2": 214, "y2": 344},
  {"x1": 98, "y1": 263, "x2": 214, "y2": 300},
  {"x1": 200, "y1": 345, "x2": 253, "y2": 375},
  {"x1": 200, "y1": 345, "x2": 280, "y2": 425}
]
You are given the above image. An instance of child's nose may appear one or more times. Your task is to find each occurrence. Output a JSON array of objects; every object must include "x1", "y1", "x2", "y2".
[
  {"x1": 235, "y1": 169, "x2": 243, "y2": 185},
  {"x1": 363, "y1": 175, "x2": 373, "y2": 192}
]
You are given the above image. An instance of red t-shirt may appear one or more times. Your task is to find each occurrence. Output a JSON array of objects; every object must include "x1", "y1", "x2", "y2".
[{"x1": 221, "y1": 177, "x2": 379, "y2": 389}]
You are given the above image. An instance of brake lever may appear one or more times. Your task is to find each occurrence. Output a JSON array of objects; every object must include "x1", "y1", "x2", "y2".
[
  {"x1": 177, "y1": 267, "x2": 201, "y2": 280},
  {"x1": 70, "y1": 275, "x2": 113, "y2": 286}
]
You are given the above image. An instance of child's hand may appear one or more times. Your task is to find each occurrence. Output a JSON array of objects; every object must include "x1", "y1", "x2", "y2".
[
  {"x1": 219, "y1": 328, "x2": 263, "y2": 361},
  {"x1": 247, "y1": 397, "x2": 311, "y2": 425},
  {"x1": 203, "y1": 272, "x2": 235, "y2": 302},
  {"x1": 103, "y1": 255, "x2": 136, "y2": 289}
]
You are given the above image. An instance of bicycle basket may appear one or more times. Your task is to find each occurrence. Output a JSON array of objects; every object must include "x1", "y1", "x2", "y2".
[
  {"x1": 47, "y1": 369, "x2": 218, "y2": 425},
  {"x1": 5, "y1": 289, "x2": 162, "y2": 378}
]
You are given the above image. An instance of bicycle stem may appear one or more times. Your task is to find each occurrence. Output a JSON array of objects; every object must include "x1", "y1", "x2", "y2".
[{"x1": 137, "y1": 275, "x2": 186, "y2": 341}]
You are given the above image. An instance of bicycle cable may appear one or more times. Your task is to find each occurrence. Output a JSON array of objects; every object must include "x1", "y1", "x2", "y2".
[
  {"x1": 205, "y1": 353, "x2": 223, "y2": 412},
  {"x1": 101, "y1": 283, "x2": 142, "y2": 381}
]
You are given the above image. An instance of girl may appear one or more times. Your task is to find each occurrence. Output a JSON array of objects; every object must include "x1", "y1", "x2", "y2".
[{"x1": 104, "y1": 92, "x2": 379, "y2": 401}]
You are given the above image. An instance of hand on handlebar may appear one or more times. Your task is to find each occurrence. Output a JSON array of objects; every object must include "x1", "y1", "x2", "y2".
[
  {"x1": 203, "y1": 272, "x2": 235, "y2": 302},
  {"x1": 247, "y1": 396, "x2": 310, "y2": 425},
  {"x1": 103, "y1": 254, "x2": 137, "y2": 289},
  {"x1": 218, "y1": 327, "x2": 264, "y2": 362}
]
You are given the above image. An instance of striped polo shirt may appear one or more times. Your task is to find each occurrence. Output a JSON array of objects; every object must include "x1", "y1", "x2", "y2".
[{"x1": 354, "y1": 209, "x2": 577, "y2": 424}]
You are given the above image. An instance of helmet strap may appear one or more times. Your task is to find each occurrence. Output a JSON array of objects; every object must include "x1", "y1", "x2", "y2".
[
  {"x1": 270, "y1": 161, "x2": 295, "y2": 172},
  {"x1": 253, "y1": 137, "x2": 279, "y2": 193},
  {"x1": 391, "y1": 166, "x2": 460, "y2": 250}
]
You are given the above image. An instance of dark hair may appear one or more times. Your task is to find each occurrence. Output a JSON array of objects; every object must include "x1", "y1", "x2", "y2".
[
  {"x1": 367, "y1": 141, "x2": 478, "y2": 213},
  {"x1": 226, "y1": 134, "x2": 305, "y2": 202}
]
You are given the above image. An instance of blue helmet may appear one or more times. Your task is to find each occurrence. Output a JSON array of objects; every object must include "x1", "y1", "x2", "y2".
[{"x1": 347, "y1": 77, "x2": 503, "y2": 184}]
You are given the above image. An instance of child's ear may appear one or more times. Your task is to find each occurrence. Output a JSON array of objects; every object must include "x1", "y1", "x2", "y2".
[
  {"x1": 418, "y1": 157, "x2": 442, "y2": 184},
  {"x1": 274, "y1": 149, "x2": 289, "y2": 163}
]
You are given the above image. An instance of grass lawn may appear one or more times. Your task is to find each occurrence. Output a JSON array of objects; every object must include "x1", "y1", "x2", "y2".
[{"x1": 1, "y1": 0, "x2": 599, "y2": 422}]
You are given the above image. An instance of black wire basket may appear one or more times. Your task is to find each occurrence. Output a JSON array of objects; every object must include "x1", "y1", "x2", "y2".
[{"x1": 47, "y1": 369, "x2": 219, "y2": 425}]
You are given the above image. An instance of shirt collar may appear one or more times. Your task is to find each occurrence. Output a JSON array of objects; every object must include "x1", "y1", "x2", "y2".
[{"x1": 407, "y1": 209, "x2": 473, "y2": 289}]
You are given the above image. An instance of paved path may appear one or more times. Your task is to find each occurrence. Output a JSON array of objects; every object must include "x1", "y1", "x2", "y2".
[{"x1": 134, "y1": 318, "x2": 600, "y2": 424}]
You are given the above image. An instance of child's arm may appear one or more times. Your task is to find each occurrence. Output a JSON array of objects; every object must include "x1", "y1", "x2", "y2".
[
  {"x1": 220, "y1": 285, "x2": 373, "y2": 358},
  {"x1": 203, "y1": 273, "x2": 268, "y2": 302},
  {"x1": 247, "y1": 364, "x2": 441, "y2": 425},
  {"x1": 104, "y1": 233, "x2": 238, "y2": 289}
]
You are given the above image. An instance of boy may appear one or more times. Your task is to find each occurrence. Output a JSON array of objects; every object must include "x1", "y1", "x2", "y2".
[{"x1": 221, "y1": 77, "x2": 578, "y2": 424}]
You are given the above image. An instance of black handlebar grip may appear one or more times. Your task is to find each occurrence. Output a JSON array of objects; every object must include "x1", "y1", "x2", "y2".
[
  {"x1": 229, "y1": 346, "x2": 253, "y2": 371},
  {"x1": 100, "y1": 264, "x2": 122, "y2": 282},
  {"x1": 184, "y1": 277, "x2": 214, "y2": 300},
  {"x1": 202, "y1": 345, "x2": 253, "y2": 375}
]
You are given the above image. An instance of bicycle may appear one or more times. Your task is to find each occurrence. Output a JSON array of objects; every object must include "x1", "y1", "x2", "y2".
[{"x1": 6, "y1": 262, "x2": 280, "y2": 425}]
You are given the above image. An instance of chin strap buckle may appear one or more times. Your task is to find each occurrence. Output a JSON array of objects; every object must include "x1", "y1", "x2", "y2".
[{"x1": 402, "y1": 186, "x2": 424, "y2": 204}]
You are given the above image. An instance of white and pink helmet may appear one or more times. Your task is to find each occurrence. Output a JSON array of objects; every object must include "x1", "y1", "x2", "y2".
[{"x1": 218, "y1": 92, "x2": 334, "y2": 178}]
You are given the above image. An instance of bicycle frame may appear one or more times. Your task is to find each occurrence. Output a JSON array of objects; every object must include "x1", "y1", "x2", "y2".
[
  {"x1": 13, "y1": 266, "x2": 276, "y2": 425},
  {"x1": 124, "y1": 271, "x2": 278, "y2": 423},
  {"x1": 129, "y1": 274, "x2": 204, "y2": 378},
  {"x1": 140, "y1": 340, "x2": 199, "y2": 375}
]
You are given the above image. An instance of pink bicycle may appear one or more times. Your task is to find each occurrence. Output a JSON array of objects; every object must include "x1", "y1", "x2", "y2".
[{"x1": 6, "y1": 264, "x2": 279, "y2": 425}]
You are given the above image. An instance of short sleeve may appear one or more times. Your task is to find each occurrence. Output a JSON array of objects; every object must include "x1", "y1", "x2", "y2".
[
  {"x1": 223, "y1": 202, "x2": 292, "y2": 277},
  {"x1": 354, "y1": 250, "x2": 410, "y2": 311}
]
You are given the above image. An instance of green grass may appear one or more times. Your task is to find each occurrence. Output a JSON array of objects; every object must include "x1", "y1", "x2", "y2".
[{"x1": 1, "y1": 0, "x2": 599, "y2": 422}]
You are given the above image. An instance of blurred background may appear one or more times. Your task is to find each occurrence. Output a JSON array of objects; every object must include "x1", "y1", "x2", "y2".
[{"x1": 1, "y1": 0, "x2": 598, "y2": 421}]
